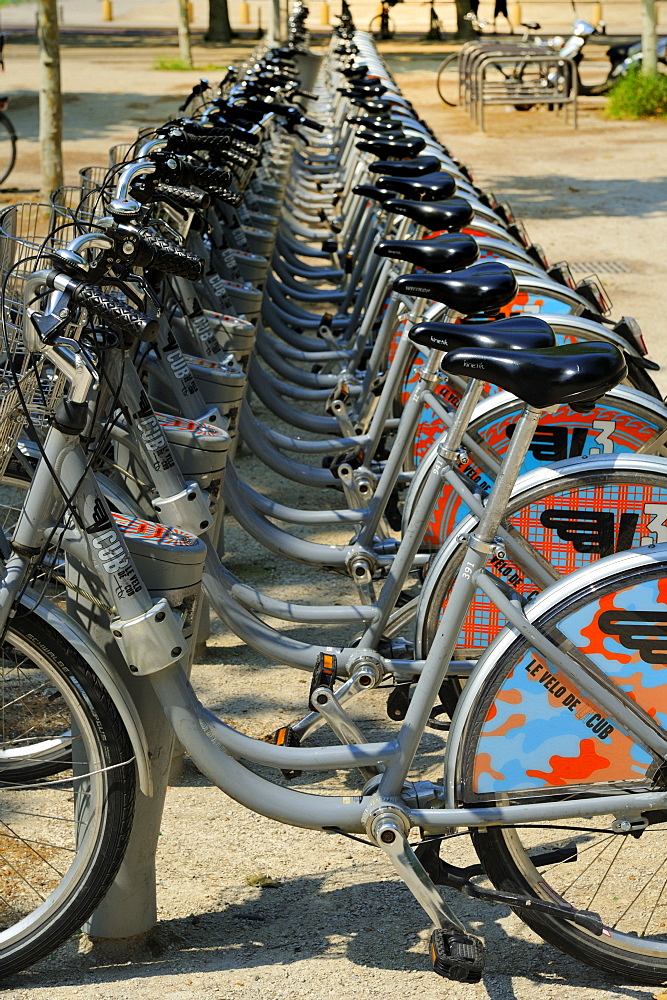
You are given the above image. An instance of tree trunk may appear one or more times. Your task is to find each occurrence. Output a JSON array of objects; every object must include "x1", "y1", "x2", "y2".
[
  {"x1": 206, "y1": 0, "x2": 234, "y2": 43},
  {"x1": 455, "y1": 0, "x2": 476, "y2": 40},
  {"x1": 37, "y1": 0, "x2": 63, "y2": 201},
  {"x1": 268, "y1": 0, "x2": 284, "y2": 43},
  {"x1": 641, "y1": 0, "x2": 658, "y2": 75},
  {"x1": 178, "y1": 0, "x2": 193, "y2": 68}
]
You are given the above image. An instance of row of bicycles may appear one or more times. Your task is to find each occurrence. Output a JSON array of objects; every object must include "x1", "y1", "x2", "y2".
[{"x1": 3, "y1": 0, "x2": 667, "y2": 984}]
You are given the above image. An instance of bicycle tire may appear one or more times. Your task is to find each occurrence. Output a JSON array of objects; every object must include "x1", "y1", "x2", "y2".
[
  {"x1": 464, "y1": 553, "x2": 667, "y2": 982},
  {"x1": 436, "y1": 52, "x2": 461, "y2": 106},
  {"x1": 0, "y1": 610, "x2": 135, "y2": 978},
  {"x1": 0, "y1": 110, "x2": 17, "y2": 185}
]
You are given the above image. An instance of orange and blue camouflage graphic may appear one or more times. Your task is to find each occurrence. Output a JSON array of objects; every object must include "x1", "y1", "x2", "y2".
[{"x1": 466, "y1": 576, "x2": 667, "y2": 796}]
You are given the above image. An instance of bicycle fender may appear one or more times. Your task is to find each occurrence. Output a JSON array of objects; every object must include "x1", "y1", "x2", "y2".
[
  {"x1": 443, "y1": 545, "x2": 667, "y2": 808},
  {"x1": 21, "y1": 589, "x2": 153, "y2": 795}
]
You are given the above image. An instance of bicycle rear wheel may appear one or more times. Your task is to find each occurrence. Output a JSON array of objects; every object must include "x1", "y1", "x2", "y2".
[
  {"x1": 0, "y1": 111, "x2": 17, "y2": 185},
  {"x1": 436, "y1": 52, "x2": 461, "y2": 106},
  {"x1": 0, "y1": 611, "x2": 135, "y2": 977},
  {"x1": 465, "y1": 554, "x2": 667, "y2": 982}
]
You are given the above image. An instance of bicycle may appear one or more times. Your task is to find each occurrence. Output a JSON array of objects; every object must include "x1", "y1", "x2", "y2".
[
  {"x1": 424, "y1": 0, "x2": 445, "y2": 41},
  {"x1": 368, "y1": 0, "x2": 401, "y2": 40},
  {"x1": 49, "y1": 88, "x2": 667, "y2": 675},
  {"x1": 7, "y1": 271, "x2": 667, "y2": 983},
  {"x1": 0, "y1": 35, "x2": 17, "y2": 185}
]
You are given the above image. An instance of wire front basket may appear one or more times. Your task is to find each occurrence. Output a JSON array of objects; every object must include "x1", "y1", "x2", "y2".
[
  {"x1": 0, "y1": 203, "x2": 79, "y2": 478},
  {"x1": 51, "y1": 184, "x2": 109, "y2": 228}
]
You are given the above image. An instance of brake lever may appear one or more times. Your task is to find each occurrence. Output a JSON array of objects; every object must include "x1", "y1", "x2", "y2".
[
  {"x1": 114, "y1": 272, "x2": 163, "y2": 317},
  {"x1": 27, "y1": 286, "x2": 75, "y2": 345}
]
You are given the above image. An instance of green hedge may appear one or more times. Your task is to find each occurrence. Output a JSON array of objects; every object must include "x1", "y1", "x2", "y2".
[{"x1": 606, "y1": 68, "x2": 667, "y2": 120}]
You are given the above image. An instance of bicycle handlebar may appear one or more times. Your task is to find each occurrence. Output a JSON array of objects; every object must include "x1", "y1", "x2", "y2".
[
  {"x1": 68, "y1": 281, "x2": 159, "y2": 342},
  {"x1": 153, "y1": 182, "x2": 211, "y2": 211},
  {"x1": 180, "y1": 118, "x2": 261, "y2": 147},
  {"x1": 131, "y1": 226, "x2": 204, "y2": 280},
  {"x1": 176, "y1": 159, "x2": 233, "y2": 191},
  {"x1": 164, "y1": 127, "x2": 232, "y2": 155}
]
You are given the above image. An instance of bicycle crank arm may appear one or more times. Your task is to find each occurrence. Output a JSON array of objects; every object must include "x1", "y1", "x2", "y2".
[{"x1": 414, "y1": 837, "x2": 602, "y2": 934}]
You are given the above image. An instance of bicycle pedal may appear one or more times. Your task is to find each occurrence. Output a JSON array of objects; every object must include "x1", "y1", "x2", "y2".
[
  {"x1": 309, "y1": 652, "x2": 337, "y2": 709},
  {"x1": 324, "y1": 448, "x2": 364, "y2": 477},
  {"x1": 386, "y1": 681, "x2": 412, "y2": 721},
  {"x1": 262, "y1": 725, "x2": 302, "y2": 781},
  {"x1": 429, "y1": 928, "x2": 485, "y2": 983}
]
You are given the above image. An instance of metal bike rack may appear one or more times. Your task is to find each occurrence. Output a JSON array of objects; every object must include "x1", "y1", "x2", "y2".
[{"x1": 458, "y1": 41, "x2": 578, "y2": 131}]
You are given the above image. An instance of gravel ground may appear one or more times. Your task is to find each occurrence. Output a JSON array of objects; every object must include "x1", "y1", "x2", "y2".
[{"x1": 2, "y1": 24, "x2": 667, "y2": 1000}]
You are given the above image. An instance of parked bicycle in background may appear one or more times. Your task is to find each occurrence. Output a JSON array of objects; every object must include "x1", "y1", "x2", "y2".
[{"x1": 0, "y1": 34, "x2": 17, "y2": 185}]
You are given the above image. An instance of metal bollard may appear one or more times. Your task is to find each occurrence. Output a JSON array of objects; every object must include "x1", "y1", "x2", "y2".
[
  {"x1": 63, "y1": 453, "x2": 209, "y2": 939},
  {"x1": 101, "y1": 0, "x2": 113, "y2": 21},
  {"x1": 239, "y1": 0, "x2": 251, "y2": 24},
  {"x1": 509, "y1": 2, "x2": 521, "y2": 28},
  {"x1": 65, "y1": 555, "x2": 188, "y2": 940},
  {"x1": 320, "y1": 1, "x2": 330, "y2": 25}
]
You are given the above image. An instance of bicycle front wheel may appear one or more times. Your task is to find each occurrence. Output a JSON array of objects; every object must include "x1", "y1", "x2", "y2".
[
  {"x1": 436, "y1": 52, "x2": 461, "y2": 106},
  {"x1": 466, "y1": 553, "x2": 667, "y2": 982},
  {"x1": 0, "y1": 111, "x2": 17, "y2": 185},
  {"x1": 0, "y1": 611, "x2": 135, "y2": 978}
]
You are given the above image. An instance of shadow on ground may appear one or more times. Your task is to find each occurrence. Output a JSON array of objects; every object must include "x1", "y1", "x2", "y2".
[
  {"x1": 6, "y1": 870, "x2": 657, "y2": 997},
  {"x1": 484, "y1": 174, "x2": 667, "y2": 218}
]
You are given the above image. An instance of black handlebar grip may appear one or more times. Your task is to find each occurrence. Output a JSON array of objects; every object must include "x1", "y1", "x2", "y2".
[
  {"x1": 301, "y1": 116, "x2": 326, "y2": 133},
  {"x1": 224, "y1": 148, "x2": 253, "y2": 169},
  {"x1": 134, "y1": 227, "x2": 204, "y2": 280},
  {"x1": 174, "y1": 120, "x2": 231, "y2": 137},
  {"x1": 166, "y1": 129, "x2": 232, "y2": 155},
  {"x1": 70, "y1": 283, "x2": 159, "y2": 342},
  {"x1": 232, "y1": 139, "x2": 262, "y2": 158},
  {"x1": 180, "y1": 161, "x2": 233, "y2": 190},
  {"x1": 153, "y1": 182, "x2": 211, "y2": 210},
  {"x1": 211, "y1": 188, "x2": 243, "y2": 207},
  {"x1": 181, "y1": 119, "x2": 261, "y2": 147}
]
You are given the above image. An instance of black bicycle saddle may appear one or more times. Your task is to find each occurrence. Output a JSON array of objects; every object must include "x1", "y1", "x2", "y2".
[
  {"x1": 342, "y1": 64, "x2": 369, "y2": 78},
  {"x1": 441, "y1": 341, "x2": 627, "y2": 412},
  {"x1": 377, "y1": 171, "x2": 457, "y2": 201},
  {"x1": 374, "y1": 233, "x2": 479, "y2": 272},
  {"x1": 351, "y1": 98, "x2": 399, "y2": 113},
  {"x1": 384, "y1": 197, "x2": 474, "y2": 232},
  {"x1": 369, "y1": 155, "x2": 442, "y2": 178},
  {"x1": 352, "y1": 183, "x2": 396, "y2": 204},
  {"x1": 409, "y1": 315, "x2": 555, "y2": 354},
  {"x1": 350, "y1": 117, "x2": 397, "y2": 130},
  {"x1": 343, "y1": 82, "x2": 388, "y2": 97},
  {"x1": 348, "y1": 115, "x2": 395, "y2": 129},
  {"x1": 357, "y1": 129, "x2": 410, "y2": 143},
  {"x1": 393, "y1": 261, "x2": 517, "y2": 315},
  {"x1": 358, "y1": 137, "x2": 427, "y2": 159}
]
